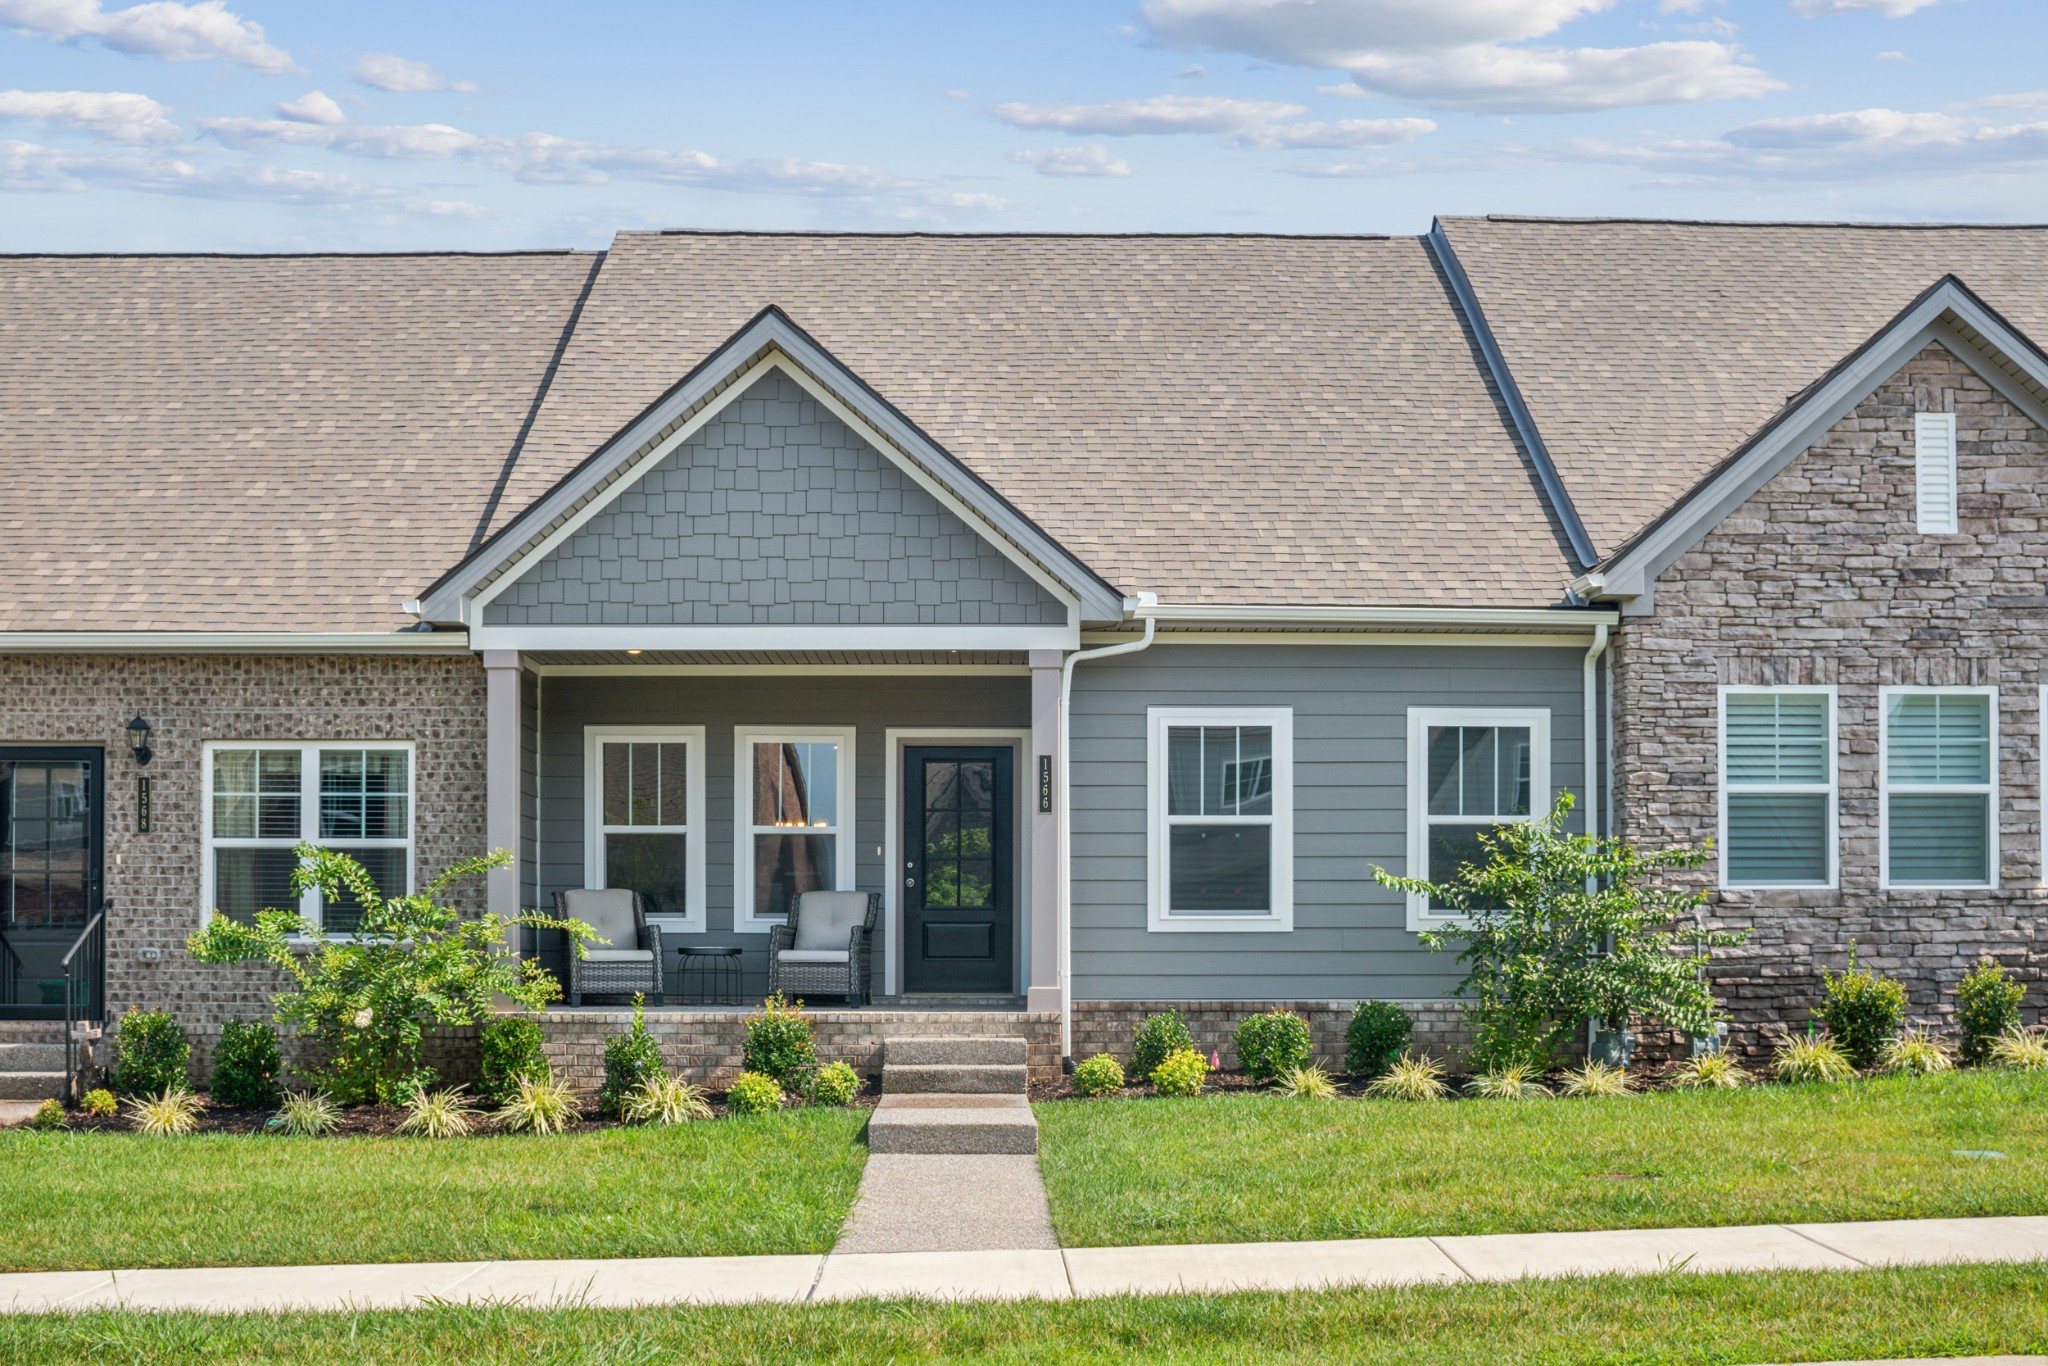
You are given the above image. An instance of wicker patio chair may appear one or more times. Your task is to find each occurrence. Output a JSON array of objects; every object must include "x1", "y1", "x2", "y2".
[
  {"x1": 767, "y1": 890, "x2": 878, "y2": 1005},
  {"x1": 555, "y1": 888, "x2": 663, "y2": 1007}
]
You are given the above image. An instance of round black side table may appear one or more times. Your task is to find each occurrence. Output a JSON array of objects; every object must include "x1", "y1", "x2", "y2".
[{"x1": 677, "y1": 945, "x2": 744, "y2": 1005}]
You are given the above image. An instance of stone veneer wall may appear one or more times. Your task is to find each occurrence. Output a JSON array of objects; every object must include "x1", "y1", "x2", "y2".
[
  {"x1": 1613, "y1": 341, "x2": 2047, "y2": 1053},
  {"x1": 1071, "y1": 1000, "x2": 1473, "y2": 1072},
  {"x1": 0, "y1": 652, "x2": 489, "y2": 1029}
]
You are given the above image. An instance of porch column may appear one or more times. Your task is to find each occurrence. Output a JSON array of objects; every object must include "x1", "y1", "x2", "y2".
[
  {"x1": 1026, "y1": 649, "x2": 1063, "y2": 1013},
  {"x1": 482, "y1": 650, "x2": 524, "y2": 947}
]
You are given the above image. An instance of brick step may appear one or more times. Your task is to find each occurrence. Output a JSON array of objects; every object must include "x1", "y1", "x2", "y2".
[
  {"x1": 0, "y1": 1043, "x2": 66, "y2": 1071},
  {"x1": 884, "y1": 1036, "x2": 1027, "y2": 1068},
  {"x1": 881, "y1": 1062, "x2": 1028, "y2": 1095},
  {"x1": 0, "y1": 1071, "x2": 67, "y2": 1101},
  {"x1": 865, "y1": 1093, "x2": 1037, "y2": 1155}
]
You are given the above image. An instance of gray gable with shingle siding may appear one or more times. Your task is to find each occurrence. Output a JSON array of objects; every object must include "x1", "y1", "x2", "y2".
[{"x1": 482, "y1": 371, "x2": 1068, "y2": 628}]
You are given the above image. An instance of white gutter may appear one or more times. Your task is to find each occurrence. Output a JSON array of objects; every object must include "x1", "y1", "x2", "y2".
[
  {"x1": 1056, "y1": 592, "x2": 1159, "y2": 1060},
  {"x1": 1583, "y1": 623, "x2": 1610, "y2": 851},
  {"x1": 0, "y1": 631, "x2": 470, "y2": 654},
  {"x1": 1135, "y1": 603, "x2": 1615, "y2": 630}
]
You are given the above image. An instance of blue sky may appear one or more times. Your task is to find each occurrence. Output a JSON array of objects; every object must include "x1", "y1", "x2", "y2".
[{"x1": 1, "y1": 0, "x2": 2044, "y2": 250}]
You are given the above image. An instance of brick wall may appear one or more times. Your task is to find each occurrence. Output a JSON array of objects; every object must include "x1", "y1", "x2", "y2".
[
  {"x1": 1071, "y1": 999, "x2": 1474, "y2": 1071},
  {"x1": 1614, "y1": 341, "x2": 2048, "y2": 1051},
  {"x1": 0, "y1": 652, "x2": 488, "y2": 1030}
]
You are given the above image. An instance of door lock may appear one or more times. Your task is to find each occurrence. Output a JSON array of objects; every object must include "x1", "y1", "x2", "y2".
[{"x1": 905, "y1": 876, "x2": 916, "y2": 888}]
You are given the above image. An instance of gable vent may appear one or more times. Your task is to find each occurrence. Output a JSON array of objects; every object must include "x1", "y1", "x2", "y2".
[{"x1": 1915, "y1": 412, "x2": 1958, "y2": 536}]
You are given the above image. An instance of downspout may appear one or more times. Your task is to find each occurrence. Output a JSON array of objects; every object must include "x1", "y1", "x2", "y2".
[
  {"x1": 1057, "y1": 593, "x2": 1158, "y2": 1061},
  {"x1": 1583, "y1": 622, "x2": 1610, "y2": 850}
]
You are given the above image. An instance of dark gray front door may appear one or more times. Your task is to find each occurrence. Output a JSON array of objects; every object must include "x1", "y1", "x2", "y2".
[
  {"x1": 0, "y1": 748, "x2": 103, "y2": 1020},
  {"x1": 902, "y1": 746, "x2": 1013, "y2": 995}
]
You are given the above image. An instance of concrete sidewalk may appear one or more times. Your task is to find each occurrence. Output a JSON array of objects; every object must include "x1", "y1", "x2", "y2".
[{"x1": 3, "y1": 1215, "x2": 2045, "y2": 1314}]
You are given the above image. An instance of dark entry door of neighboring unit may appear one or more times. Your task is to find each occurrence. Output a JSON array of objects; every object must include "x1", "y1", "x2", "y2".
[
  {"x1": 0, "y1": 748, "x2": 104, "y2": 1020},
  {"x1": 902, "y1": 746, "x2": 1014, "y2": 995}
]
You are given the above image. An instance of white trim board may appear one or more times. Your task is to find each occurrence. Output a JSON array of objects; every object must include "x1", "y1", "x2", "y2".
[
  {"x1": 530, "y1": 664, "x2": 1031, "y2": 678},
  {"x1": 469, "y1": 624, "x2": 1077, "y2": 652},
  {"x1": 0, "y1": 632, "x2": 467, "y2": 654},
  {"x1": 582, "y1": 725, "x2": 708, "y2": 934}
]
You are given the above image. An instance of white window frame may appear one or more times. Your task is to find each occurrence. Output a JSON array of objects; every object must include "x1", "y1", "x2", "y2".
[
  {"x1": 1405, "y1": 707, "x2": 1551, "y2": 931},
  {"x1": 1879, "y1": 685, "x2": 1999, "y2": 891},
  {"x1": 583, "y1": 725, "x2": 706, "y2": 932},
  {"x1": 1146, "y1": 706, "x2": 1294, "y2": 933},
  {"x1": 733, "y1": 725, "x2": 857, "y2": 934},
  {"x1": 1717, "y1": 685, "x2": 1839, "y2": 891},
  {"x1": 1915, "y1": 411, "x2": 1959, "y2": 535},
  {"x1": 200, "y1": 740, "x2": 416, "y2": 933}
]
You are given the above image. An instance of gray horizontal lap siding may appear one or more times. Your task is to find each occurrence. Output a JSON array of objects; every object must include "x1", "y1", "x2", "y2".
[
  {"x1": 534, "y1": 673, "x2": 1030, "y2": 997},
  {"x1": 484, "y1": 371, "x2": 1066, "y2": 628},
  {"x1": 1068, "y1": 643, "x2": 1589, "y2": 1002}
]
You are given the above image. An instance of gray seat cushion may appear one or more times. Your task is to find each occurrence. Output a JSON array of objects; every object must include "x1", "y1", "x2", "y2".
[
  {"x1": 560, "y1": 888, "x2": 640, "y2": 949},
  {"x1": 582, "y1": 948, "x2": 656, "y2": 964},
  {"x1": 777, "y1": 948, "x2": 851, "y2": 965},
  {"x1": 792, "y1": 890, "x2": 869, "y2": 951}
]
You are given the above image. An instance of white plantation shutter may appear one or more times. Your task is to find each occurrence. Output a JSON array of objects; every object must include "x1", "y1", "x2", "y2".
[
  {"x1": 1915, "y1": 412, "x2": 1958, "y2": 535},
  {"x1": 1884, "y1": 690, "x2": 1996, "y2": 887},
  {"x1": 1722, "y1": 691, "x2": 1832, "y2": 886}
]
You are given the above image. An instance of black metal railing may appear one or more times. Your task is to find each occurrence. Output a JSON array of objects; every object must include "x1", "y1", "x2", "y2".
[
  {"x1": 60, "y1": 903, "x2": 107, "y2": 1102},
  {"x1": 0, "y1": 929, "x2": 20, "y2": 1010}
]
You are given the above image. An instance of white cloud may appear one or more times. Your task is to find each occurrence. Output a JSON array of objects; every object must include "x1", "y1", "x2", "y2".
[
  {"x1": 0, "y1": 138, "x2": 402, "y2": 204},
  {"x1": 1176, "y1": 63, "x2": 1207, "y2": 78},
  {"x1": 988, "y1": 94, "x2": 1306, "y2": 135},
  {"x1": 1139, "y1": 0, "x2": 1612, "y2": 62},
  {"x1": 1232, "y1": 115, "x2": 1434, "y2": 148},
  {"x1": 0, "y1": 0, "x2": 294, "y2": 73},
  {"x1": 1008, "y1": 144, "x2": 1133, "y2": 176},
  {"x1": 0, "y1": 88, "x2": 176, "y2": 142},
  {"x1": 1789, "y1": 0, "x2": 1941, "y2": 16},
  {"x1": 1346, "y1": 40, "x2": 1781, "y2": 112},
  {"x1": 1876, "y1": 49, "x2": 1908, "y2": 60},
  {"x1": 276, "y1": 90, "x2": 344, "y2": 126},
  {"x1": 350, "y1": 52, "x2": 479, "y2": 94}
]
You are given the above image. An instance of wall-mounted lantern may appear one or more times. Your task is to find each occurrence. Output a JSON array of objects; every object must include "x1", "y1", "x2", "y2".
[{"x1": 126, "y1": 714, "x2": 153, "y2": 767}]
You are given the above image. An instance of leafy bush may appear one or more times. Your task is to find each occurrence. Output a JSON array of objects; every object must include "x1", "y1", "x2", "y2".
[
  {"x1": 80, "y1": 1088, "x2": 117, "y2": 1119},
  {"x1": 1071, "y1": 1054, "x2": 1126, "y2": 1098},
  {"x1": 397, "y1": 1086, "x2": 478, "y2": 1139},
  {"x1": 1879, "y1": 1028, "x2": 1953, "y2": 1076},
  {"x1": 1366, "y1": 1053, "x2": 1448, "y2": 1102},
  {"x1": 1820, "y1": 952, "x2": 1908, "y2": 1072},
  {"x1": 1557, "y1": 1061, "x2": 1634, "y2": 1097},
  {"x1": 188, "y1": 846, "x2": 591, "y2": 1105},
  {"x1": 29, "y1": 1098, "x2": 65, "y2": 1130},
  {"x1": 1344, "y1": 1001, "x2": 1412, "y2": 1079},
  {"x1": 1468, "y1": 1063, "x2": 1550, "y2": 1100},
  {"x1": 495, "y1": 1070, "x2": 580, "y2": 1134},
  {"x1": 600, "y1": 997, "x2": 666, "y2": 1117},
  {"x1": 1232, "y1": 1010, "x2": 1312, "y2": 1082},
  {"x1": 274, "y1": 1091, "x2": 341, "y2": 1137},
  {"x1": 1275, "y1": 1065, "x2": 1336, "y2": 1099},
  {"x1": 478, "y1": 1016, "x2": 548, "y2": 1108},
  {"x1": 1957, "y1": 959, "x2": 2026, "y2": 1068},
  {"x1": 1989, "y1": 1027, "x2": 2048, "y2": 1072},
  {"x1": 127, "y1": 1087, "x2": 205, "y2": 1136},
  {"x1": 113, "y1": 1010, "x2": 189, "y2": 1097},
  {"x1": 1131, "y1": 1009, "x2": 1195, "y2": 1081},
  {"x1": 725, "y1": 1071, "x2": 784, "y2": 1115},
  {"x1": 1670, "y1": 1053, "x2": 1750, "y2": 1090},
  {"x1": 624, "y1": 1074, "x2": 712, "y2": 1125},
  {"x1": 742, "y1": 993, "x2": 815, "y2": 1085},
  {"x1": 1149, "y1": 1048, "x2": 1208, "y2": 1097},
  {"x1": 1374, "y1": 792, "x2": 1742, "y2": 1073},
  {"x1": 1774, "y1": 1033, "x2": 1856, "y2": 1085},
  {"x1": 209, "y1": 1018, "x2": 282, "y2": 1108},
  {"x1": 809, "y1": 1060, "x2": 861, "y2": 1108}
]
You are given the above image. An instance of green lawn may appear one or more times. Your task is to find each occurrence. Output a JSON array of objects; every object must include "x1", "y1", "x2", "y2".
[
  {"x1": 1036, "y1": 1070, "x2": 2048, "y2": 1247},
  {"x1": 0, "y1": 1110, "x2": 867, "y2": 1271},
  {"x1": 0, "y1": 1263, "x2": 2042, "y2": 1364}
]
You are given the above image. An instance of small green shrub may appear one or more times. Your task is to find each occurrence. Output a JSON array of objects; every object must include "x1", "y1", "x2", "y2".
[
  {"x1": 809, "y1": 1060, "x2": 860, "y2": 1108},
  {"x1": 397, "y1": 1085, "x2": 478, "y2": 1139},
  {"x1": 127, "y1": 1087, "x2": 205, "y2": 1136},
  {"x1": 1558, "y1": 1061, "x2": 1634, "y2": 1097},
  {"x1": 29, "y1": 1098, "x2": 66, "y2": 1130},
  {"x1": 1232, "y1": 1009, "x2": 1312, "y2": 1082},
  {"x1": 1071, "y1": 1054, "x2": 1125, "y2": 1098},
  {"x1": 1468, "y1": 1063, "x2": 1550, "y2": 1100},
  {"x1": 599, "y1": 996, "x2": 666, "y2": 1117},
  {"x1": 623, "y1": 1074, "x2": 712, "y2": 1125},
  {"x1": 725, "y1": 1070, "x2": 784, "y2": 1115},
  {"x1": 478, "y1": 1016, "x2": 548, "y2": 1108},
  {"x1": 1774, "y1": 1033, "x2": 1857, "y2": 1085},
  {"x1": 1366, "y1": 1053, "x2": 1448, "y2": 1102},
  {"x1": 80, "y1": 1088, "x2": 118, "y2": 1119},
  {"x1": 274, "y1": 1091, "x2": 341, "y2": 1137},
  {"x1": 1957, "y1": 959, "x2": 2026, "y2": 1067},
  {"x1": 1344, "y1": 1000, "x2": 1412, "y2": 1078},
  {"x1": 1131, "y1": 1009, "x2": 1195, "y2": 1081},
  {"x1": 495, "y1": 1070, "x2": 580, "y2": 1134},
  {"x1": 1275, "y1": 1064, "x2": 1336, "y2": 1099},
  {"x1": 1989, "y1": 1027, "x2": 2048, "y2": 1072},
  {"x1": 1820, "y1": 952, "x2": 1908, "y2": 1072},
  {"x1": 1149, "y1": 1048, "x2": 1208, "y2": 1097},
  {"x1": 209, "y1": 1018, "x2": 282, "y2": 1107},
  {"x1": 1879, "y1": 1028, "x2": 1954, "y2": 1076},
  {"x1": 742, "y1": 993, "x2": 816, "y2": 1085},
  {"x1": 113, "y1": 1010, "x2": 189, "y2": 1097},
  {"x1": 1670, "y1": 1053, "x2": 1750, "y2": 1090}
]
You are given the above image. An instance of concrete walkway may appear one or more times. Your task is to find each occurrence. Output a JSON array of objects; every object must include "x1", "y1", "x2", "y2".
[
  {"x1": 834, "y1": 1154, "x2": 1059, "y2": 1253},
  {"x1": 3, "y1": 1215, "x2": 2045, "y2": 1314}
]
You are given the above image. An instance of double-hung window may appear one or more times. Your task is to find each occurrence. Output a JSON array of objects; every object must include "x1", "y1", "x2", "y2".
[
  {"x1": 1147, "y1": 707, "x2": 1293, "y2": 932},
  {"x1": 734, "y1": 727, "x2": 855, "y2": 932},
  {"x1": 204, "y1": 742, "x2": 414, "y2": 932},
  {"x1": 585, "y1": 727, "x2": 705, "y2": 930},
  {"x1": 1882, "y1": 687, "x2": 1997, "y2": 889},
  {"x1": 1406, "y1": 708, "x2": 1550, "y2": 929},
  {"x1": 1719, "y1": 688, "x2": 1836, "y2": 888}
]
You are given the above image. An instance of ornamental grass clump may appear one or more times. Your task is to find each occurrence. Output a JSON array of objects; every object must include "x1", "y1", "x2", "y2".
[
  {"x1": 273, "y1": 1090, "x2": 341, "y2": 1137},
  {"x1": 1071, "y1": 1054, "x2": 1126, "y2": 1098},
  {"x1": 80, "y1": 1088, "x2": 118, "y2": 1119},
  {"x1": 1820, "y1": 950, "x2": 1909, "y2": 1072},
  {"x1": 1773, "y1": 1033, "x2": 1857, "y2": 1085},
  {"x1": 741, "y1": 993, "x2": 816, "y2": 1087},
  {"x1": 127, "y1": 1087, "x2": 205, "y2": 1136},
  {"x1": 1232, "y1": 1009, "x2": 1312, "y2": 1083},
  {"x1": 1149, "y1": 1048, "x2": 1208, "y2": 1097},
  {"x1": 1344, "y1": 1000, "x2": 1412, "y2": 1079},
  {"x1": 209, "y1": 1017, "x2": 282, "y2": 1108},
  {"x1": 1557, "y1": 1061, "x2": 1634, "y2": 1098},
  {"x1": 1957, "y1": 959, "x2": 2026, "y2": 1068},
  {"x1": 1468, "y1": 1063, "x2": 1550, "y2": 1100},
  {"x1": 1879, "y1": 1028, "x2": 1954, "y2": 1076},
  {"x1": 724, "y1": 1071, "x2": 784, "y2": 1115},
  {"x1": 495, "y1": 1071, "x2": 580, "y2": 1135},
  {"x1": 1275, "y1": 1064, "x2": 1337, "y2": 1099},
  {"x1": 1131, "y1": 1009, "x2": 1195, "y2": 1082},
  {"x1": 397, "y1": 1085, "x2": 479, "y2": 1139},
  {"x1": 1670, "y1": 1053, "x2": 1750, "y2": 1090},
  {"x1": 600, "y1": 996, "x2": 666, "y2": 1117},
  {"x1": 622, "y1": 1074, "x2": 713, "y2": 1125},
  {"x1": 112, "y1": 1009, "x2": 189, "y2": 1097},
  {"x1": 809, "y1": 1061, "x2": 861, "y2": 1108},
  {"x1": 1988, "y1": 1027, "x2": 2048, "y2": 1072},
  {"x1": 1366, "y1": 1053, "x2": 1448, "y2": 1102},
  {"x1": 477, "y1": 1016, "x2": 548, "y2": 1107}
]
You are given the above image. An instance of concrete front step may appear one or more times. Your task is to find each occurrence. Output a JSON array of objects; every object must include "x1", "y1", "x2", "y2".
[
  {"x1": 0, "y1": 1043, "x2": 67, "y2": 1071},
  {"x1": 885, "y1": 1036, "x2": 1028, "y2": 1068},
  {"x1": 0, "y1": 1071, "x2": 68, "y2": 1101},
  {"x1": 866, "y1": 1093, "x2": 1038, "y2": 1155},
  {"x1": 882, "y1": 1063, "x2": 1028, "y2": 1095}
]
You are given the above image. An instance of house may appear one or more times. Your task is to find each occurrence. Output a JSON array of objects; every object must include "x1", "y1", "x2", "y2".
[{"x1": 0, "y1": 219, "x2": 2040, "y2": 1081}]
